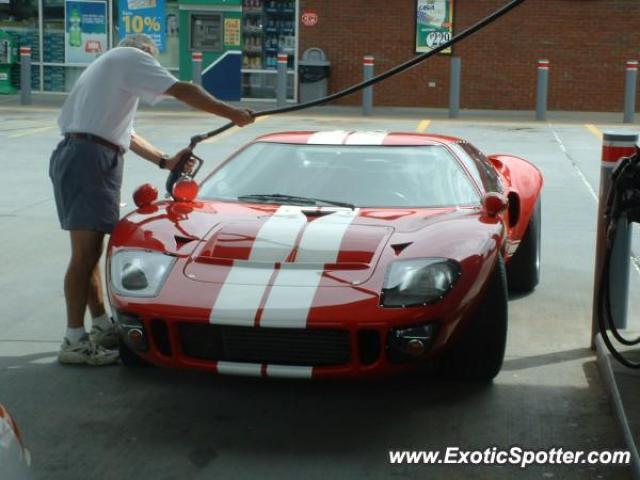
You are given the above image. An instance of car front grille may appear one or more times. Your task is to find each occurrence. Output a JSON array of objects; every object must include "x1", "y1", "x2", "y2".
[{"x1": 179, "y1": 323, "x2": 352, "y2": 367}]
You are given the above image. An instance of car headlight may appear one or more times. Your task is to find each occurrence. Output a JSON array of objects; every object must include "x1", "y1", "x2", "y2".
[
  {"x1": 110, "y1": 250, "x2": 176, "y2": 297},
  {"x1": 381, "y1": 258, "x2": 461, "y2": 307}
]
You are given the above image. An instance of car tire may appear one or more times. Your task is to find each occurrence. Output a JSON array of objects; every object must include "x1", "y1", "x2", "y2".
[
  {"x1": 507, "y1": 197, "x2": 541, "y2": 294},
  {"x1": 119, "y1": 340, "x2": 151, "y2": 367},
  {"x1": 438, "y1": 256, "x2": 508, "y2": 382}
]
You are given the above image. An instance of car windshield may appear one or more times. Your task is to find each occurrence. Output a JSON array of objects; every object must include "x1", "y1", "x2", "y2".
[{"x1": 198, "y1": 143, "x2": 481, "y2": 208}]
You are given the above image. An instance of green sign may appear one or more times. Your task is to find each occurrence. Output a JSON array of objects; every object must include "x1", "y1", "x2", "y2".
[
  {"x1": 416, "y1": 0, "x2": 453, "y2": 54},
  {"x1": 65, "y1": 1, "x2": 108, "y2": 64}
]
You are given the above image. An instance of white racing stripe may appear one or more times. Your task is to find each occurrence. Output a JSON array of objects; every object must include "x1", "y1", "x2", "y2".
[
  {"x1": 266, "y1": 365, "x2": 313, "y2": 379},
  {"x1": 295, "y1": 209, "x2": 360, "y2": 263},
  {"x1": 215, "y1": 362, "x2": 313, "y2": 378},
  {"x1": 209, "y1": 266, "x2": 275, "y2": 326},
  {"x1": 307, "y1": 130, "x2": 351, "y2": 145},
  {"x1": 0, "y1": 415, "x2": 30, "y2": 477},
  {"x1": 209, "y1": 206, "x2": 307, "y2": 325},
  {"x1": 216, "y1": 361, "x2": 262, "y2": 377},
  {"x1": 249, "y1": 206, "x2": 307, "y2": 262},
  {"x1": 344, "y1": 131, "x2": 388, "y2": 145},
  {"x1": 260, "y1": 209, "x2": 359, "y2": 328}
]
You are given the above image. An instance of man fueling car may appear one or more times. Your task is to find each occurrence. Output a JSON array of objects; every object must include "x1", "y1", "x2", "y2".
[{"x1": 49, "y1": 33, "x2": 254, "y2": 366}]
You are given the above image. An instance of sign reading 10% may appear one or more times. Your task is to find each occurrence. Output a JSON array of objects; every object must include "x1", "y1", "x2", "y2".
[{"x1": 123, "y1": 14, "x2": 161, "y2": 33}]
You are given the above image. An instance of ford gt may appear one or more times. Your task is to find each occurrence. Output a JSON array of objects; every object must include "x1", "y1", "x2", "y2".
[
  {"x1": 1, "y1": 403, "x2": 31, "y2": 480},
  {"x1": 106, "y1": 130, "x2": 543, "y2": 381}
]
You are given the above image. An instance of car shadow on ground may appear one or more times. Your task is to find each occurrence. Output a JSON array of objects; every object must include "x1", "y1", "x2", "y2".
[{"x1": 0, "y1": 351, "x2": 629, "y2": 480}]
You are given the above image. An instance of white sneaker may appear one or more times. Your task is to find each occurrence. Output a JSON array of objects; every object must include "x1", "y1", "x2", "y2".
[
  {"x1": 90, "y1": 321, "x2": 118, "y2": 349},
  {"x1": 58, "y1": 335, "x2": 119, "y2": 366}
]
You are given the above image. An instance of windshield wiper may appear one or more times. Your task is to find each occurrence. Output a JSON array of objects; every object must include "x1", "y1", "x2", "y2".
[{"x1": 237, "y1": 193, "x2": 355, "y2": 209}]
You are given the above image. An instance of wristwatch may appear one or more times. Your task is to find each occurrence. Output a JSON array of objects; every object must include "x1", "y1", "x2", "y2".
[{"x1": 158, "y1": 153, "x2": 170, "y2": 169}]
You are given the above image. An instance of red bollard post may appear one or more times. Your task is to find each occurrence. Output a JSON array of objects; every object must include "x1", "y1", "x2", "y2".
[
  {"x1": 277, "y1": 53, "x2": 288, "y2": 107},
  {"x1": 535, "y1": 59, "x2": 550, "y2": 121},
  {"x1": 20, "y1": 46, "x2": 31, "y2": 105},
  {"x1": 192, "y1": 51, "x2": 202, "y2": 87},
  {"x1": 363, "y1": 55, "x2": 374, "y2": 116}
]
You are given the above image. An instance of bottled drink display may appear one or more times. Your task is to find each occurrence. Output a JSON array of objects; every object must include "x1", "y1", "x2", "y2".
[
  {"x1": 242, "y1": 0, "x2": 295, "y2": 70},
  {"x1": 68, "y1": 7, "x2": 82, "y2": 48}
]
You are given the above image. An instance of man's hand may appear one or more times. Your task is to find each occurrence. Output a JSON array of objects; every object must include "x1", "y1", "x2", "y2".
[
  {"x1": 165, "y1": 148, "x2": 196, "y2": 174},
  {"x1": 227, "y1": 107, "x2": 255, "y2": 127}
]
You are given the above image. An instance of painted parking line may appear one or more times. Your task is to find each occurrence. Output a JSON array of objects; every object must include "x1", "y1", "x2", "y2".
[
  {"x1": 548, "y1": 123, "x2": 598, "y2": 202},
  {"x1": 0, "y1": 121, "x2": 53, "y2": 133},
  {"x1": 7, "y1": 125, "x2": 56, "y2": 138},
  {"x1": 202, "y1": 115, "x2": 270, "y2": 144},
  {"x1": 416, "y1": 119, "x2": 431, "y2": 133},
  {"x1": 585, "y1": 124, "x2": 603, "y2": 139}
]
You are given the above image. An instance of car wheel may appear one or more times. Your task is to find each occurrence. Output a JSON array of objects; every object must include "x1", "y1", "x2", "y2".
[
  {"x1": 119, "y1": 340, "x2": 151, "y2": 367},
  {"x1": 438, "y1": 256, "x2": 508, "y2": 382},
  {"x1": 507, "y1": 197, "x2": 541, "y2": 294}
]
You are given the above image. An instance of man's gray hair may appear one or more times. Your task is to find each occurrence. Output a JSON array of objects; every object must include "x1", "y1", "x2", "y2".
[{"x1": 117, "y1": 34, "x2": 158, "y2": 56}]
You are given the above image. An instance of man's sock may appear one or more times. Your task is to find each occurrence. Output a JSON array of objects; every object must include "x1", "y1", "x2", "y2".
[
  {"x1": 66, "y1": 326, "x2": 86, "y2": 344},
  {"x1": 92, "y1": 313, "x2": 112, "y2": 330}
]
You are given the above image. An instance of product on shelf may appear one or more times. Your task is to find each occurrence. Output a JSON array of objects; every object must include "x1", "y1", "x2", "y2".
[{"x1": 242, "y1": 0, "x2": 296, "y2": 73}]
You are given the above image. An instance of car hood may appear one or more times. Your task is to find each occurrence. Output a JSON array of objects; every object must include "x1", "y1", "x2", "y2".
[
  {"x1": 184, "y1": 205, "x2": 394, "y2": 287},
  {"x1": 111, "y1": 201, "x2": 479, "y2": 289}
]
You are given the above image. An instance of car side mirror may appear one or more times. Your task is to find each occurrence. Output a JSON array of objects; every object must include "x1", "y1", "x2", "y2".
[
  {"x1": 482, "y1": 192, "x2": 508, "y2": 217},
  {"x1": 133, "y1": 183, "x2": 158, "y2": 208},
  {"x1": 172, "y1": 177, "x2": 199, "y2": 203}
]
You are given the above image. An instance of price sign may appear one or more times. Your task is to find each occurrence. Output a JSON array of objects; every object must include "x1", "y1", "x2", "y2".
[
  {"x1": 416, "y1": 0, "x2": 453, "y2": 54},
  {"x1": 119, "y1": 0, "x2": 166, "y2": 52},
  {"x1": 425, "y1": 31, "x2": 451, "y2": 48}
]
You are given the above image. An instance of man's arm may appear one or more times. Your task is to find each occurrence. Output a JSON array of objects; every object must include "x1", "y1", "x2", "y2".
[
  {"x1": 130, "y1": 133, "x2": 164, "y2": 165},
  {"x1": 165, "y1": 81, "x2": 254, "y2": 126},
  {"x1": 129, "y1": 133, "x2": 193, "y2": 171}
]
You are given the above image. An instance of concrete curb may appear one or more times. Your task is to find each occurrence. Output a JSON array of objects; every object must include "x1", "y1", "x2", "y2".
[
  {"x1": 0, "y1": 92, "x2": 639, "y2": 126},
  {"x1": 595, "y1": 333, "x2": 640, "y2": 480}
]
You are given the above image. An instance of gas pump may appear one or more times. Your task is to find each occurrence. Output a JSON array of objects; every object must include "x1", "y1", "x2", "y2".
[
  {"x1": 597, "y1": 143, "x2": 640, "y2": 367},
  {"x1": 0, "y1": 30, "x2": 17, "y2": 95}
]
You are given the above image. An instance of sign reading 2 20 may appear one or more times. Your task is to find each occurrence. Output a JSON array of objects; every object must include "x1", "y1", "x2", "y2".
[
  {"x1": 416, "y1": 0, "x2": 453, "y2": 54},
  {"x1": 118, "y1": 0, "x2": 166, "y2": 53}
]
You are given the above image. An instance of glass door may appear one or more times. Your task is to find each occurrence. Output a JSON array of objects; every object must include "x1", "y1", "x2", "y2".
[{"x1": 241, "y1": 0, "x2": 296, "y2": 101}]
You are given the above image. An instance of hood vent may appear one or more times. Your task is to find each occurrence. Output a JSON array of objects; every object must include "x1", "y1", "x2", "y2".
[
  {"x1": 174, "y1": 235, "x2": 198, "y2": 250},
  {"x1": 301, "y1": 209, "x2": 336, "y2": 220},
  {"x1": 391, "y1": 242, "x2": 413, "y2": 256}
]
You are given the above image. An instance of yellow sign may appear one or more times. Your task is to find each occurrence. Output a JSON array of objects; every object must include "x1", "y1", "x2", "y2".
[{"x1": 224, "y1": 18, "x2": 241, "y2": 46}]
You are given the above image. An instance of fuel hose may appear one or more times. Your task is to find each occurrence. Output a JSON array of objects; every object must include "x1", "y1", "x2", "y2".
[
  {"x1": 598, "y1": 151, "x2": 640, "y2": 368},
  {"x1": 166, "y1": 0, "x2": 529, "y2": 194}
]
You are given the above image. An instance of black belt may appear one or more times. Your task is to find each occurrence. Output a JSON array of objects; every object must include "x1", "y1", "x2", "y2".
[{"x1": 65, "y1": 133, "x2": 125, "y2": 155}]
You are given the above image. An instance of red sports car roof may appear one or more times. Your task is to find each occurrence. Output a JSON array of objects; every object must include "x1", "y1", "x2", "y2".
[{"x1": 254, "y1": 131, "x2": 461, "y2": 146}]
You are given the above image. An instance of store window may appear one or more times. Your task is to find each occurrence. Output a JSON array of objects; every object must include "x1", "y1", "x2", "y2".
[
  {"x1": 0, "y1": 0, "x2": 39, "y2": 62},
  {"x1": 0, "y1": 0, "x2": 40, "y2": 89},
  {"x1": 241, "y1": 0, "x2": 296, "y2": 100},
  {"x1": 42, "y1": 0, "x2": 65, "y2": 91}
]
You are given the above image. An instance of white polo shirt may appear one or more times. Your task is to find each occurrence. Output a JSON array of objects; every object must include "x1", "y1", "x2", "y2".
[{"x1": 58, "y1": 47, "x2": 178, "y2": 150}]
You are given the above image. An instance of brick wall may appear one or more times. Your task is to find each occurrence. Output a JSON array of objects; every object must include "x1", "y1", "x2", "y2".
[{"x1": 298, "y1": 0, "x2": 640, "y2": 112}]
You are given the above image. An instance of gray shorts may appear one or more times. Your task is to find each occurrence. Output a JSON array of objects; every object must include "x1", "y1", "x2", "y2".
[{"x1": 49, "y1": 136, "x2": 124, "y2": 234}]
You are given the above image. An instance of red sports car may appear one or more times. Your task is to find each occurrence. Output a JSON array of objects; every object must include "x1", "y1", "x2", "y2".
[
  {"x1": 107, "y1": 131, "x2": 543, "y2": 381},
  {"x1": 1, "y1": 403, "x2": 31, "y2": 480}
]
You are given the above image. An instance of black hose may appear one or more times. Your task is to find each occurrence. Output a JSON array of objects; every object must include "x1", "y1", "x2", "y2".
[
  {"x1": 598, "y1": 234, "x2": 640, "y2": 368},
  {"x1": 166, "y1": 0, "x2": 529, "y2": 193},
  {"x1": 598, "y1": 154, "x2": 640, "y2": 368}
]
